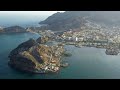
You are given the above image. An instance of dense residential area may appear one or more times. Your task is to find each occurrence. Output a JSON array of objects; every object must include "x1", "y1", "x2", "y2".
[{"x1": 37, "y1": 20, "x2": 120, "y2": 55}]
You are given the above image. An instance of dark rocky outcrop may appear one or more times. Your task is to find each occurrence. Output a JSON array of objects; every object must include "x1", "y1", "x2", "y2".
[
  {"x1": 105, "y1": 48, "x2": 119, "y2": 55},
  {"x1": 8, "y1": 37, "x2": 65, "y2": 73}
]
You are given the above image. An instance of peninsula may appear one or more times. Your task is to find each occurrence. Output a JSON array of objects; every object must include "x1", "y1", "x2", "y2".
[{"x1": 8, "y1": 36, "x2": 67, "y2": 73}]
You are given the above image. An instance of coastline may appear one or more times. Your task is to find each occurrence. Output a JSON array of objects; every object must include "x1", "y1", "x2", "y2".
[
  {"x1": 27, "y1": 30, "x2": 40, "y2": 35},
  {"x1": 1, "y1": 33, "x2": 120, "y2": 78}
]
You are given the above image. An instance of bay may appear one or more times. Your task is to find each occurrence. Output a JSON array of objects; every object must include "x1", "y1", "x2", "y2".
[{"x1": 0, "y1": 33, "x2": 120, "y2": 79}]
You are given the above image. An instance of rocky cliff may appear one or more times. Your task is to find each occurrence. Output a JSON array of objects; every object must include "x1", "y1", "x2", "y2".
[{"x1": 8, "y1": 37, "x2": 65, "y2": 73}]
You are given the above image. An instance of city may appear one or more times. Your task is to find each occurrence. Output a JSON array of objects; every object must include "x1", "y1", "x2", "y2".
[{"x1": 36, "y1": 21, "x2": 120, "y2": 55}]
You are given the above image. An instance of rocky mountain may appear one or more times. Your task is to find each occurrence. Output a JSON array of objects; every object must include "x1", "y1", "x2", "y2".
[{"x1": 39, "y1": 11, "x2": 120, "y2": 31}]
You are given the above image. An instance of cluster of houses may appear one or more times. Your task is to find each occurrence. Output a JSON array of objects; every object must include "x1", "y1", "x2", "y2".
[
  {"x1": 30, "y1": 21, "x2": 120, "y2": 51},
  {"x1": 53, "y1": 24, "x2": 120, "y2": 49}
]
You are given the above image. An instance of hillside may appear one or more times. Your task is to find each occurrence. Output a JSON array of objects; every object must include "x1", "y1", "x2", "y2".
[
  {"x1": 39, "y1": 11, "x2": 88, "y2": 31},
  {"x1": 39, "y1": 11, "x2": 120, "y2": 31}
]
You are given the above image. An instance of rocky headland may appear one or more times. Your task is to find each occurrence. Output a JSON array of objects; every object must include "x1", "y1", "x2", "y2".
[{"x1": 8, "y1": 36, "x2": 66, "y2": 74}]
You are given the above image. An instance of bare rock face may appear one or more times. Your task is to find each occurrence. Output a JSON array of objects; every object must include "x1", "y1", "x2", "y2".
[{"x1": 8, "y1": 37, "x2": 65, "y2": 73}]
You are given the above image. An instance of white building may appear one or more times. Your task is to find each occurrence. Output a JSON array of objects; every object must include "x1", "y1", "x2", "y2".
[{"x1": 78, "y1": 37, "x2": 84, "y2": 41}]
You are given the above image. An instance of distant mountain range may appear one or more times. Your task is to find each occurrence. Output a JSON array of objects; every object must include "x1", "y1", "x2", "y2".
[{"x1": 39, "y1": 11, "x2": 120, "y2": 31}]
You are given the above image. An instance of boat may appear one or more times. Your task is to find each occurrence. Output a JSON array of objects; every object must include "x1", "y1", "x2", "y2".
[
  {"x1": 60, "y1": 63, "x2": 69, "y2": 67},
  {"x1": 75, "y1": 44, "x2": 82, "y2": 48}
]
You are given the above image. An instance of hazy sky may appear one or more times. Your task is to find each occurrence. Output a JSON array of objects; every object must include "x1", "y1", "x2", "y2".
[
  {"x1": 0, "y1": 11, "x2": 65, "y2": 26},
  {"x1": 0, "y1": 11, "x2": 64, "y2": 16}
]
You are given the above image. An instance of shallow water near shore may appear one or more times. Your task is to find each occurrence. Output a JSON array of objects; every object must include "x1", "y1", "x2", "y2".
[{"x1": 1, "y1": 33, "x2": 120, "y2": 79}]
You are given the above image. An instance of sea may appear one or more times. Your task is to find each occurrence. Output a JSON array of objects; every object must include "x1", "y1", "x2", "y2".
[{"x1": 1, "y1": 32, "x2": 120, "y2": 79}]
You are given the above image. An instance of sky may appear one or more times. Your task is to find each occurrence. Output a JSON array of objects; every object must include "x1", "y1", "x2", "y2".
[
  {"x1": 0, "y1": 11, "x2": 64, "y2": 16},
  {"x1": 0, "y1": 11, "x2": 65, "y2": 27}
]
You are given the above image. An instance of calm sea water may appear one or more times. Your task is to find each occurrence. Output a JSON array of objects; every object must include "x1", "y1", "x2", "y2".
[{"x1": 1, "y1": 33, "x2": 120, "y2": 79}]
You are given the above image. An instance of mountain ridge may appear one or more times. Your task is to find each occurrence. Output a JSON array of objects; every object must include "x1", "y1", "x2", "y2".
[{"x1": 39, "y1": 11, "x2": 120, "y2": 31}]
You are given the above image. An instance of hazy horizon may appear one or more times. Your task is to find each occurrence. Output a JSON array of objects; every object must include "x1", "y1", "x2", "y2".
[{"x1": 0, "y1": 11, "x2": 65, "y2": 27}]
